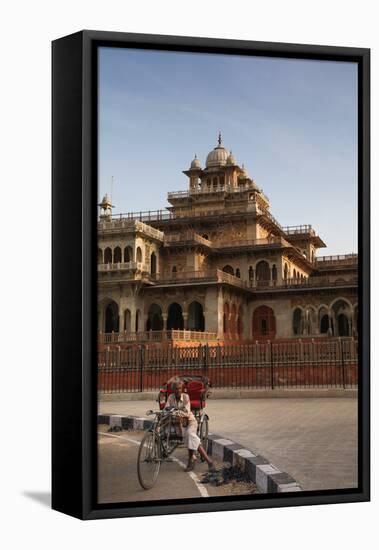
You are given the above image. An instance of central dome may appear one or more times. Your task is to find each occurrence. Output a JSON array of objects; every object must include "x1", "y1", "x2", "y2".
[{"x1": 205, "y1": 133, "x2": 229, "y2": 168}]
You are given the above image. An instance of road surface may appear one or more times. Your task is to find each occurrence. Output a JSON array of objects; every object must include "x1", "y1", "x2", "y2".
[{"x1": 97, "y1": 427, "x2": 257, "y2": 504}]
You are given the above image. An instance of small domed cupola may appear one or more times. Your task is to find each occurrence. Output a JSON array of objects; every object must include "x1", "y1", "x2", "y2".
[
  {"x1": 98, "y1": 194, "x2": 114, "y2": 219},
  {"x1": 190, "y1": 154, "x2": 201, "y2": 170},
  {"x1": 240, "y1": 164, "x2": 249, "y2": 178},
  {"x1": 226, "y1": 151, "x2": 237, "y2": 165},
  {"x1": 205, "y1": 132, "x2": 230, "y2": 168}
]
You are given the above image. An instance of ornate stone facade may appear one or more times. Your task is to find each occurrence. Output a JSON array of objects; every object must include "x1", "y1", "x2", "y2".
[{"x1": 98, "y1": 136, "x2": 358, "y2": 343}]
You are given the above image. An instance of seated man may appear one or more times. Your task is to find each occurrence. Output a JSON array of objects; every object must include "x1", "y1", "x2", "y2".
[{"x1": 164, "y1": 380, "x2": 215, "y2": 472}]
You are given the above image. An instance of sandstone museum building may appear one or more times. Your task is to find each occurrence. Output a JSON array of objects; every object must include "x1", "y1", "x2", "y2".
[{"x1": 97, "y1": 135, "x2": 358, "y2": 346}]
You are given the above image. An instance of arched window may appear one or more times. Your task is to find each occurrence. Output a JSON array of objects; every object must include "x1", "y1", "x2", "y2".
[
  {"x1": 256, "y1": 261, "x2": 271, "y2": 287},
  {"x1": 104, "y1": 247, "x2": 112, "y2": 264},
  {"x1": 136, "y1": 247, "x2": 142, "y2": 263},
  {"x1": 293, "y1": 268, "x2": 296, "y2": 279},
  {"x1": 150, "y1": 252, "x2": 157, "y2": 276},
  {"x1": 146, "y1": 304, "x2": 163, "y2": 331},
  {"x1": 248, "y1": 266, "x2": 254, "y2": 280},
  {"x1": 188, "y1": 301, "x2": 205, "y2": 331},
  {"x1": 293, "y1": 308, "x2": 303, "y2": 335},
  {"x1": 135, "y1": 310, "x2": 141, "y2": 332},
  {"x1": 167, "y1": 303, "x2": 184, "y2": 330},
  {"x1": 97, "y1": 248, "x2": 103, "y2": 263},
  {"x1": 284, "y1": 264, "x2": 288, "y2": 280},
  {"x1": 113, "y1": 246, "x2": 122, "y2": 263},
  {"x1": 252, "y1": 306, "x2": 276, "y2": 340},
  {"x1": 235, "y1": 268, "x2": 241, "y2": 278},
  {"x1": 124, "y1": 246, "x2": 133, "y2": 262},
  {"x1": 332, "y1": 299, "x2": 352, "y2": 336},
  {"x1": 172, "y1": 265, "x2": 177, "y2": 275},
  {"x1": 337, "y1": 314, "x2": 349, "y2": 337},
  {"x1": 320, "y1": 314, "x2": 330, "y2": 334},
  {"x1": 222, "y1": 265, "x2": 234, "y2": 276},
  {"x1": 104, "y1": 301, "x2": 119, "y2": 333}
]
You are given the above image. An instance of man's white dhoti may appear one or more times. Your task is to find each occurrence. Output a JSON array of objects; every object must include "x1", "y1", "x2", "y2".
[
  {"x1": 183, "y1": 419, "x2": 201, "y2": 451},
  {"x1": 164, "y1": 391, "x2": 201, "y2": 451}
]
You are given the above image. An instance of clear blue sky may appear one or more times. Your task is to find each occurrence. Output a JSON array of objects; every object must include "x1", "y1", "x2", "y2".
[{"x1": 98, "y1": 47, "x2": 358, "y2": 256}]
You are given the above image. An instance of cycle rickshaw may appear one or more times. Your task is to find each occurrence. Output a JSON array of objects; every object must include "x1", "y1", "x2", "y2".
[{"x1": 137, "y1": 375, "x2": 211, "y2": 490}]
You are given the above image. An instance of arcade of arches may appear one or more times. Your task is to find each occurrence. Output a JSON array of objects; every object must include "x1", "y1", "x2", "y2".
[{"x1": 99, "y1": 296, "x2": 357, "y2": 339}]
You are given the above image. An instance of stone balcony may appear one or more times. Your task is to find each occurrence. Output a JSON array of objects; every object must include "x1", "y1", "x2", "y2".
[
  {"x1": 98, "y1": 329, "x2": 218, "y2": 344},
  {"x1": 315, "y1": 254, "x2": 358, "y2": 269}
]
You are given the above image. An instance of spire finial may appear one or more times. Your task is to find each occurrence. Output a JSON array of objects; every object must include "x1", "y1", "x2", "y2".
[{"x1": 218, "y1": 131, "x2": 222, "y2": 146}]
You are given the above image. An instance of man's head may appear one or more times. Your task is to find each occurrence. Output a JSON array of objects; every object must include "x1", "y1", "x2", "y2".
[{"x1": 173, "y1": 380, "x2": 184, "y2": 399}]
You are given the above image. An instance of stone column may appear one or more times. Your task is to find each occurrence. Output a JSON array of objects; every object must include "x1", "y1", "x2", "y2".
[
  {"x1": 183, "y1": 312, "x2": 189, "y2": 330},
  {"x1": 130, "y1": 304, "x2": 136, "y2": 333},
  {"x1": 162, "y1": 313, "x2": 168, "y2": 330}
]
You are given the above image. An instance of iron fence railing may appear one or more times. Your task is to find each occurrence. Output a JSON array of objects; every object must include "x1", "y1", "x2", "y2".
[{"x1": 98, "y1": 337, "x2": 358, "y2": 393}]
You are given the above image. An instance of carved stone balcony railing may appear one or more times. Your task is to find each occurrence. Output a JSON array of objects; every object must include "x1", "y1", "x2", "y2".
[
  {"x1": 315, "y1": 254, "x2": 358, "y2": 268},
  {"x1": 164, "y1": 231, "x2": 213, "y2": 248},
  {"x1": 152, "y1": 270, "x2": 217, "y2": 284},
  {"x1": 98, "y1": 329, "x2": 218, "y2": 344},
  {"x1": 249, "y1": 276, "x2": 358, "y2": 290},
  {"x1": 98, "y1": 261, "x2": 149, "y2": 273},
  {"x1": 98, "y1": 218, "x2": 164, "y2": 241},
  {"x1": 167, "y1": 181, "x2": 266, "y2": 199},
  {"x1": 213, "y1": 235, "x2": 289, "y2": 251},
  {"x1": 282, "y1": 225, "x2": 316, "y2": 237}
]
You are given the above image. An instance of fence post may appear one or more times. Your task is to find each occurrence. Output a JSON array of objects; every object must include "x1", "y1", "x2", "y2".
[
  {"x1": 139, "y1": 344, "x2": 145, "y2": 393},
  {"x1": 203, "y1": 343, "x2": 209, "y2": 376},
  {"x1": 269, "y1": 340, "x2": 274, "y2": 389},
  {"x1": 339, "y1": 338, "x2": 346, "y2": 389}
]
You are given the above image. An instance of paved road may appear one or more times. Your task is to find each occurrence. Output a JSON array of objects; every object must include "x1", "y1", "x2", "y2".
[
  {"x1": 99, "y1": 397, "x2": 358, "y2": 491},
  {"x1": 98, "y1": 427, "x2": 257, "y2": 504}
]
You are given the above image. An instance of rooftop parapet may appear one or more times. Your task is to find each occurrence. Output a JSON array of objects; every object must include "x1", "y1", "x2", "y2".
[
  {"x1": 98, "y1": 218, "x2": 164, "y2": 241},
  {"x1": 315, "y1": 254, "x2": 358, "y2": 268}
]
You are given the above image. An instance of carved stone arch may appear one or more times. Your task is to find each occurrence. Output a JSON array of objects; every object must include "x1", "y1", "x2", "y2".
[
  {"x1": 255, "y1": 260, "x2": 271, "y2": 286},
  {"x1": 188, "y1": 301, "x2": 205, "y2": 331},
  {"x1": 292, "y1": 306, "x2": 304, "y2": 335},
  {"x1": 104, "y1": 247, "x2": 112, "y2": 264},
  {"x1": 113, "y1": 246, "x2": 122, "y2": 263},
  {"x1": 252, "y1": 305, "x2": 276, "y2": 340},
  {"x1": 146, "y1": 303, "x2": 164, "y2": 331},
  {"x1": 167, "y1": 302, "x2": 184, "y2": 330}
]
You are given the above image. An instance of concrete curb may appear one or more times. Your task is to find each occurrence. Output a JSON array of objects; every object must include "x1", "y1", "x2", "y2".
[
  {"x1": 98, "y1": 414, "x2": 302, "y2": 494},
  {"x1": 99, "y1": 388, "x2": 357, "y2": 401}
]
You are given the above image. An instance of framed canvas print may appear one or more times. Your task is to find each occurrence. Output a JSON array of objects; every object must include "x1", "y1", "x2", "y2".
[{"x1": 52, "y1": 30, "x2": 370, "y2": 520}]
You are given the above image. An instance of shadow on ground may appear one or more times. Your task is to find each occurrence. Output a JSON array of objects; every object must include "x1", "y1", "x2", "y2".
[{"x1": 22, "y1": 491, "x2": 51, "y2": 508}]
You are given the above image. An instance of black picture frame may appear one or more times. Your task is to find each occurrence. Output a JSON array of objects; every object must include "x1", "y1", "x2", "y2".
[{"x1": 52, "y1": 30, "x2": 370, "y2": 520}]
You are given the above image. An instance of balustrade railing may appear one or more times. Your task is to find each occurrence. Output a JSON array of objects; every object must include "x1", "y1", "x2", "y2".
[
  {"x1": 315, "y1": 254, "x2": 358, "y2": 267},
  {"x1": 283, "y1": 224, "x2": 315, "y2": 236},
  {"x1": 99, "y1": 329, "x2": 218, "y2": 344},
  {"x1": 98, "y1": 261, "x2": 148, "y2": 273}
]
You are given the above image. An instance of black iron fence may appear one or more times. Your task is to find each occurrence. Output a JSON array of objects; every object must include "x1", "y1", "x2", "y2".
[{"x1": 98, "y1": 338, "x2": 358, "y2": 393}]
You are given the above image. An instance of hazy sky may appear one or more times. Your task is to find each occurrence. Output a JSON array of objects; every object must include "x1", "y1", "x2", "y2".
[{"x1": 98, "y1": 47, "x2": 358, "y2": 256}]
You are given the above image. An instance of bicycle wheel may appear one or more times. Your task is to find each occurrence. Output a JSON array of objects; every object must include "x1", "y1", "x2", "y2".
[
  {"x1": 198, "y1": 416, "x2": 209, "y2": 461},
  {"x1": 137, "y1": 430, "x2": 161, "y2": 490}
]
